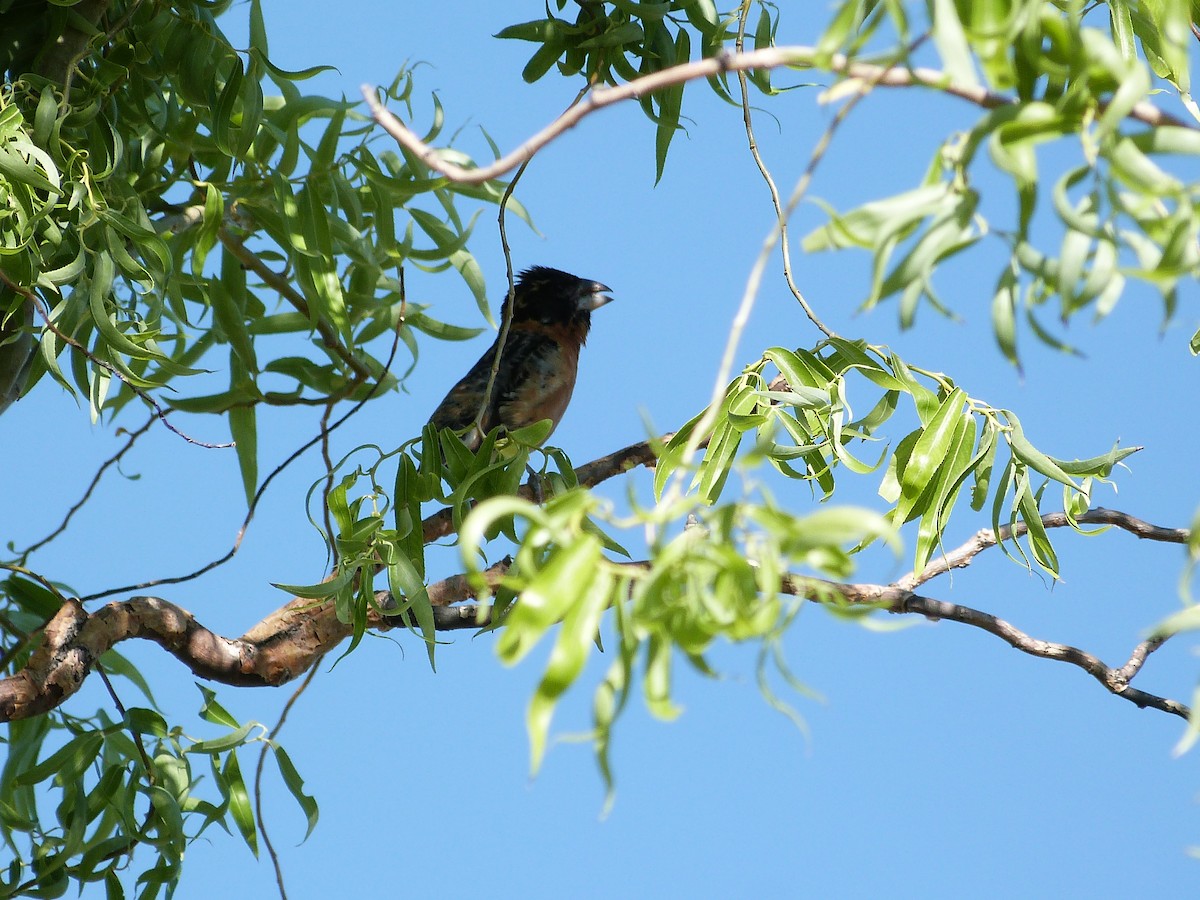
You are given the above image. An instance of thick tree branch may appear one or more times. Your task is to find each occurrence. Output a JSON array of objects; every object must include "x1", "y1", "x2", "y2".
[
  {"x1": 2, "y1": 500, "x2": 1190, "y2": 722},
  {"x1": 0, "y1": 560, "x2": 510, "y2": 722},
  {"x1": 32, "y1": 0, "x2": 111, "y2": 94},
  {"x1": 363, "y1": 47, "x2": 1190, "y2": 186}
]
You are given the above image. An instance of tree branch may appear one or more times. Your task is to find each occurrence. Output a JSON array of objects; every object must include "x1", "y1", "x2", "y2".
[
  {"x1": 878, "y1": 586, "x2": 1188, "y2": 720},
  {"x1": 2, "y1": 499, "x2": 1190, "y2": 723},
  {"x1": 897, "y1": 507, "x2": 1191, "y2": 590},
  {"x1": 0, "y1": 559, "x2": 508, "y2": 722},
  {"x1": 421, "y1": 435, "x2": 663, "y2": 543},
  {"x1": 217, "y1": 227, "x2": 372, "y2": 382},
  {"x1": 363, "y1": 47, "x2": 1191, "y2": 186}
]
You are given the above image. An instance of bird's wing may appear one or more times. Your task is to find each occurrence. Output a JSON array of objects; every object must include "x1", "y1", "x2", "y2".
[
  {"x1": 427, "y1": 341, "x2": 500, "y2": 433},
  {"x1": 428, "y1": 327, "x2": 577, "y2": 441}
]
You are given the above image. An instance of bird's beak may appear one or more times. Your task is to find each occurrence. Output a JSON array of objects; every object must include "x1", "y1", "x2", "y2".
[{"x1": 578, "y1": 281, "x2": 613, "y2": 311}]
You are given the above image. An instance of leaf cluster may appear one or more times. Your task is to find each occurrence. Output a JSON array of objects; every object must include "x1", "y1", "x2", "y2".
[
  {"x1": 0, "y1": 588, "x2": 316, "y2": 900},
  {"x1": 2, "y1": 0, "x2": 529, "y2": 499},
  {"x1": 497, "y1": 0, "x2": 791, "y2": 180},
  {"x1": 805, "y1": 0, "x2": 1200, "y2": 359}
]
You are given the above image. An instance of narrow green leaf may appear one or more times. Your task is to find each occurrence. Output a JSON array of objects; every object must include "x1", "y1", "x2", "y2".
[
  {"x1": 527, "y1": 566, "x2": 610, "y2": 773},
  {"x1": 223, "y1": 752, "x2": 258, "y2": 856},
  {"x1": 1004, "y1": 411, "x2": 1079, "y2": 489},
  {"x1": 498, "y1": 535, "x2": 603, "y2": 666},
  {"x1": 894, "y1": 388, "x2": 966, "y2": 522},
  {"x1": 643, "y1": 634, "x2": 681, "y2": 721},
  {"x1": 653, "y1": 29, "x2": 687, "y2": 183},
  {"x1": 930, "y1": 0, "x2": 980, "y2": 87},
  {"x1": 188, "y1": 723, "x2": 256, "y2": 755},
  {"x1": 229, "y1": 399, "x2": 258, "y2": 505},
  {"x1": 14, "y1": 733, "x2": 103, "y2": 785},
  {"x1": 272, "y1": 746, "x2": 319, "y2": 841},
  {"x1": 1109, "y1": 0, "x2": 1137, "y2": 62},
  {"x1": 991, "y1": 263, "x2": 1020, "y2": 366},
  {"x1": 195, "y1": 684, "x2": 241, "y2": 728},
  {"x1": 522, "y1": 39, "x2": 564, "y2": 82},
  {"x1": 1016, "y1": 474, "x2": 1059, "y2": 577},
  {"x1": 386, "y1": 552, "x2": 437, "y2": 670}
]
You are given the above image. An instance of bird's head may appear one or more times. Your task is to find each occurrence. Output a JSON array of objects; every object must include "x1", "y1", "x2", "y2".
[{"x1": 505, "y1": 266, "x2": 613, "y2": 339}]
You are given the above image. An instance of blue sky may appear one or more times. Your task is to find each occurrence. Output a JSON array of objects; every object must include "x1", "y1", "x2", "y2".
[{"x1": 5, "y1": 1, "x2": 1200, "y2": 896}]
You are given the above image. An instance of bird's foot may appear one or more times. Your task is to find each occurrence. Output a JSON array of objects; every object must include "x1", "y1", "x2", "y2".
[{"x1": 525, "y1": 465, "x2": 544, "y2": 504}]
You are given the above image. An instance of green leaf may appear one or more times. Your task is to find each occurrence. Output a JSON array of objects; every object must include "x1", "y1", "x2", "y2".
[
  {"x1": 695, "y1": 420, "x2": 740, "y2": 504},
  {"x1": 272, "y1": 746, "x2": 319, "y2": 841},
  {"x1": 930, "y1": 0, "x2": 980, "y2": 87},
  {"x1": 195, "y1": 684, "x2": 241, "y2": 729},
  {"x1": 126, "y1": 707, "x2": 169, "y2": 738},
  {"x1": 527, "y1": 565, "x2": 610, "y2": 773},
  {"x1": 579, "y1": 21, "x2": 644, "y2": 49},
  {"x1": 652, "y1": 28, "x2": 687, "y2": 183},
  {"x1": 991, "y1": 263, "x2": 1020, "y2": 366},
  {"x1": 522, "y1": 39, "x2": 565, "y2": 83},
  {"x1": 495, "y1": 19, "x2": 558, "y2": 42},
  {"x1": 1109, "y1": 0, "x2": 1137, "y2": 62},
  {"x1": 1050, "y1": 442, "x2": 1140, "y2": 477},
  {"x1": 188, "y1": 723, "x2": 257, "y2": 755},
  {"x1": 1016, "y1": 473, "x2": 1059, "y2": 577},
  {"x1": 894, "y1": 388, "x2": 966, "y2": 523},
  {"x1": 228, "y1": 399, "x2": 258, "y2": 506},
  {"x1": 386, "y1": 551, "x2": 437, "y2": 670},
  {"x1": 497, "y1": 535, "x2": 603, "y2": 666},
  {"x1": 643, "y1": 634, "x2": 681, "y2": 721},
  {"x1": 803, "y1": 185, "x2": 949, "y2": 252},
  {"x1": 1004, "y1": 411, "x2": 1079, "y2": 489},
  {"x1": 223, "y1": 752, "x2": 258, "y2": 857},
  {"x1": 14, "y1": 733, "x2": 103, "y2": 785}
]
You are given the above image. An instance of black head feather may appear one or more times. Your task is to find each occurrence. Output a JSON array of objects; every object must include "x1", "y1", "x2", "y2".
[{"x1": 502, "y1": 266, "x2": 613, "y2": 331}]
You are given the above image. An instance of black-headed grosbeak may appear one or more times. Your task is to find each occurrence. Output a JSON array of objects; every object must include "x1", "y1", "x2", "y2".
[{"x1": 428, "y1": 266, "x2": 613, "y2": 449}]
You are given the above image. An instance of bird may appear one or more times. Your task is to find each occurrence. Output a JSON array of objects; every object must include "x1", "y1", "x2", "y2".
[{"x1": 428, "y1": 266, "x2": 613, "y2": 450}]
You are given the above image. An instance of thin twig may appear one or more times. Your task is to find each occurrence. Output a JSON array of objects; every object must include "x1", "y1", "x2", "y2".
[
  {"x1": 0, "y1": 271, "x2": 233, "y2": 449},
  {"x1": 79, "y1": 318, "x2": 406, "y2": 603},
  {"x1": 255, "y1": 655, "x2": 323, "y2": 900},
  {"x1": 362, "y1": 47, "x2": 1190, "y2": 186},
  {"x1": 1112, "y1": 636, "x2": 1167, "y2": 684},
  {"x1": 659, "y1": 39, "x2": 917, "y2": 511},
  {"x1": 470, "y1": 83, "x2": 596, "y2": 445},
  {"x1": 17, "y1": 413, "x2": 157, "y2": 560},
  {"x1": 734, "y1": 3, "x2": 835, "y2": 339},
  {"x1": 95, "y1": 662, "x2": 153, "y2": 776},
  {"x1": 897, "y1": 507, "x2": 1192, "y2": 590},
  {"x1": 890, "y1": 589, "x2": 1189, "y2": 719},
  {"x1": 217, "y1": 228, "x2": 372, "y2": 382}
]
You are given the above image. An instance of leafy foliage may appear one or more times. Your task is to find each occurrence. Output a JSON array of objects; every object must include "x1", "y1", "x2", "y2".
[
  {"x1": 497, "y1": 0, "x2": 739, "y2": 180},
  {"x1": 0, "y1": 650, "x2": 315, "y2": 897},
  {"x1": 803, "y1": 0, "x2": 1200, "y2": 359}
]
